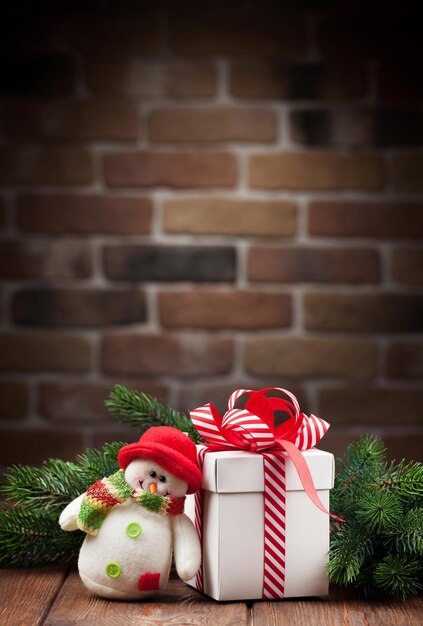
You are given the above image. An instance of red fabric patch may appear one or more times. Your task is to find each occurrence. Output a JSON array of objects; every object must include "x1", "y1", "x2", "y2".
[
  {"x1": 87, "y1": 479, "x2": 120, "y2": 507},
  {"x1": 138, "y1": 572, "x2": 161, "y2": 592}
]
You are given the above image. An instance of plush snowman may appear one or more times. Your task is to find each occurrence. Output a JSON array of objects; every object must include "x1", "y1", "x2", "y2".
[{"x1": 59, "y1": 426, "x2": 202, "y2": 599}]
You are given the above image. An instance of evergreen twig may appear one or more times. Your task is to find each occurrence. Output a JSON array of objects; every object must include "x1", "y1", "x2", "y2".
[
  {"x1": 106, "y1": 384, "x2": 202, "y2": 443},
  {"x1": 329, "y1": 435, "x2": 423, "y2": 599}
]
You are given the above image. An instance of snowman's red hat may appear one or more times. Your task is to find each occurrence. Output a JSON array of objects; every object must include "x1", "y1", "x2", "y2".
[{"x1": 118, "y1": 426, "x2": 202, "y2": 494}]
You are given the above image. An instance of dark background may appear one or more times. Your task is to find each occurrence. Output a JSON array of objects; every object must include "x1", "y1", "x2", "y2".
[{"x1": 0, "y1": 1, "x2": 422, "y2": 466}]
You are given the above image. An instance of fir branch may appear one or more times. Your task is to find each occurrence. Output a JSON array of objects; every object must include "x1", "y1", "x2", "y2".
[
  {"x1": 328, "y1": 521, "x2": 373, "y2": 585},
  {"x1": 377, "y1": 460, "x2": 423, "y2": 500},
  {"x1": 106, "y1": 384, "x2": 202, "y2": 443},
  {"x1": 374, "y1": 554, "x2": 423, "y2": 599},
  {"x1": 0, "y1": 461, "x2": 86, "y2": 514},
  {"x1": 356, "y1": 490, "x2": 402, "y2": 533},
  {"x1": 75, "y1": 441, "x2": 122, "y2": 485},
  {"x1": 0, "y1": 505, "x2": 83, "y2": 567},
  {"x1": 330, "y1": 435, "x2": 386, "y2": 521},
  {"x1": 385, "y1": 508, "x2": 423, "y2": 555}
]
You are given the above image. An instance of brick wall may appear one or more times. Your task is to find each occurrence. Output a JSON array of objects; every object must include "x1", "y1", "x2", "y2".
[{"x1": 1, "y1": 2, "x2": 422, "y2": 466}]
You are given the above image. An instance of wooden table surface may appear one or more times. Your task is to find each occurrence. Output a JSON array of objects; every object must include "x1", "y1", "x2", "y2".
[{"x1": 0, "y1": 568, "x2": 422, "y2": 626}]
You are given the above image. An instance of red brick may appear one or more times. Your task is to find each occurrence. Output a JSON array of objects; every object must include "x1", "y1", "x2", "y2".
[
  {"x1": 12, "y1": 288, "x2": 146, "y2": 327},
  {"x1": 85, "y1": 60, "x2": 216, "y2": 98},
  {"x1": 0, "y1": 381, "x2": 29, "y2": 419},
  {"x1": 309, "y1": 202, "x2": 423, "y2": 239},
  {"x1": 391, "y1": 156, "x2": 423, "y2": 192},
  {"x1": 17, "y1": 194, "x2": 152, "y2": 235},
  {"x1": 304, "y1": 293, "x2": 423, "y2": 333},
  {"x1": 385, "y1": 342, "x2": 423, "y2": 379},
  {"x1": 0, "y1": 333, "x2": 91, "y2": 372},
  {"x1": 102, "y1": 333, "x2": 234, "y2": 377},
  {"x1": 164, "y1": 198, "x2": 297, "y2": 237},
  {"x1": 177, "y1": 381, "x2": 308, "y2": 417},
  {"x1": 390, "y1": 248, "x2": 423, "y2": 285},
  {"x1": 39, "y1": 380, "x2": 169, "y2": 421},
  {"x1": 169, "y1": 17, "x2": 307, "y2": 57},
  {"x1": 248, "y1": 246, "x2": 380, "y2": 284},
  {"x1": 230, "y1": 62, "x2": 367, "y2": 100},
  {"x1": 0, "y1": 428, "x2": 84, "y2": 465},
  {"x1": 1, "y1": 100, "x2": 139, "y2": 142},
  {"x1": 148, "y1": 108, "x2": 276, "y2": 143},
  {"x1": 318, "y1": 387, "x2": 423, "y2": 425},
  {"x1": 249, "y1": 152, "x2": 384, "y2": 190},
  {"x1": 0, "y1": 147, "x2": 93, "y2": 186},
  {"x1": 159, "y1": 290, "x2": 291, "y2": 329},
  {"x1": 103, "y1": 151, "x2": 237, "y2": 188},
  {"x1": 0, "y1": 240, "x2": 91, "y2": 280},
  {"x1": 244, "y1": 337, "x2": 377, "y2": 379}
]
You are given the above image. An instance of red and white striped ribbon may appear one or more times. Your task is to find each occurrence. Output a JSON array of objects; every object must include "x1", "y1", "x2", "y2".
[
  {"x1": 261, "y1": 452, "x2": 286, "y2": 599},
  {"x1": 194, "y1": 446, "x2": 207, "y2": 593}
]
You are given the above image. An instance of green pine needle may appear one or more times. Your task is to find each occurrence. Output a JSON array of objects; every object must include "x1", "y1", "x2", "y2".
[
  {"x1": 106, "y1": 385, "x2": 202, "y2": 443},
  {"x1": 0, "y1": 505, "x2": 84, "y2": 567},
  {"x1": 385, "y1": 508, "x2": 423, "y2": 555},
  {"x1": 374, "y1": 554, "x2": 423, "y2": 599},
  {"x1": 356, "y1": 490, "x2": 402, "y2": 533},
  {"x1": 377, "y1": 460, "x2": 423, "y2": 500},
  {"x1": 329, "y1": 434, "x2": 423, "y2": 599},
  {"x1": 328, "y1": 522, "x2": 373, "y2": 585}
]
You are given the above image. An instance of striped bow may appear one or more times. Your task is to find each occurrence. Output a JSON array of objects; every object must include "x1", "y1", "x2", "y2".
[{"x1": 191, "y1": 387, "x2": 343, "y2": 520}]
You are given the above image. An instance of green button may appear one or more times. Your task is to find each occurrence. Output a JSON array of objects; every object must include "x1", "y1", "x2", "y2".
[
  {"x1": 106, "y1": 562, "x2": 121, "y2": 578},
  {"x1": 126, "y1": 522, "x2": 142, "y2": 538}
]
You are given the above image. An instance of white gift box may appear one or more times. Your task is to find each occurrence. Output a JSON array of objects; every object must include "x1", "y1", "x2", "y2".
[{"x1": 185, "y1": 447, "x2": 334, "y2": 601}]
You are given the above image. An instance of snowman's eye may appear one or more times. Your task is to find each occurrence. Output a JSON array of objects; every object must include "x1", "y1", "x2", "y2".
[
  {"x1": 159, "y1": 475, "x2": 167, "y2": 483},
  {"x1": 150, "y1": 471, "x2": 157, "y2": 478}
]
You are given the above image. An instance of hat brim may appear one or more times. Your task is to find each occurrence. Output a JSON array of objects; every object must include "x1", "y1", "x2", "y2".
[{"x1": 118, "y1": 441, "x2": 202, "y2": 494}]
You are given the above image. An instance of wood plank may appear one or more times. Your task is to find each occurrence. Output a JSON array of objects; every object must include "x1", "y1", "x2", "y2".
[
  {"x1": 0, "y1": 567, "x2": 66, "y2": 626},
  {"x1": 45, "y1": 571, "x2": 249, "y2": 625},
  {"x1": 251, "y1": 590, "x2": 423, "y2": 626}
]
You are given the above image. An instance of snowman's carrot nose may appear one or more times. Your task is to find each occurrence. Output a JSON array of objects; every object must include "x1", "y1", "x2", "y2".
[{"x1": 149, "y1": 482, "x2": 157, "y2": 494}]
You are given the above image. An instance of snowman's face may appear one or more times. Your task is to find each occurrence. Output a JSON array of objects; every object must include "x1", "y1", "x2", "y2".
[{"x1": 124, "y1": 458, "x2": 189, "y2": 497}]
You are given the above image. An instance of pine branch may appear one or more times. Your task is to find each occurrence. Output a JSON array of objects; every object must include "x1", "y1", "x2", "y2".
[
  {"x1": 328, "y1": 521, "x2": 373, "y2": 585},
  {"x1": 106, "y1": 384, "x2": 202, "y2": 443},
  {"x1": 377, "y1": 460, "x2": 423, "y2": 500},
  {"x1": 356, "y1": 490, "x2": 402, "y2": 533},
  {"x1": 385, "y1": 508, "x2": 423, "y2": 555},
  {"x1": 374, "y1": 554, "x2": 423, "y2": 599},
  {"x1": 0, "y1": 505, "x2": 84, "y2": 567},
  {"x1": 330, "y1": 435, "x2": 423, "y2": 599}
]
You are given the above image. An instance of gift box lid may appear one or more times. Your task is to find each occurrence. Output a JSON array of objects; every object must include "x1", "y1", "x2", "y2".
[{"x1": 199, "y1": 447, "x2": 334, "y2": 493}]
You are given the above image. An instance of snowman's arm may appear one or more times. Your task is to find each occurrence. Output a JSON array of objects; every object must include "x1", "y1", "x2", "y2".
[
  {"x1": 171, "y1": 513, "x2": 201, "y2": 582},
  {"x1": 59, "y1": 493, "x2": 86, "y2": 531}
]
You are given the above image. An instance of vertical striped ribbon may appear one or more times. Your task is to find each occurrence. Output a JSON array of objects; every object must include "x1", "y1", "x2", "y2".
[
  {"x1": 194, "y1": 445, "x2": 207, "y2": 593},
  {"x1": 261, "y1": 451, "x2": 286, "y2": 599}
]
